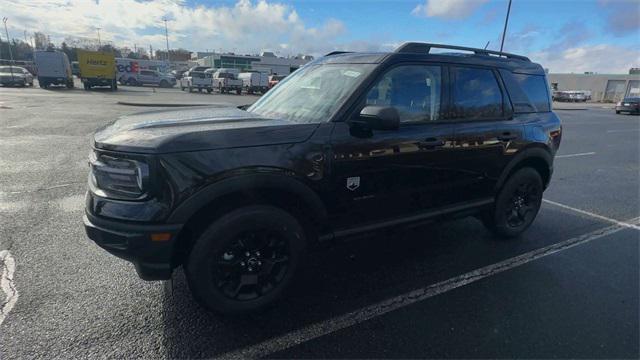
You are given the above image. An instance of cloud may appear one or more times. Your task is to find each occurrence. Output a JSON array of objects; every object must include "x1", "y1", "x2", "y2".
[
  {"x1": 599, "y1": 0, "x2": 640, "y2": 36},
  {"x1": 0, "y1": 0, "x2": 346, "y2": 56},
  {"x1": 412, "y1": 0, "x2": 489, "y2": 19},
  {"x1": 530, "y1": 44, "x2": 640, "y2": 73}
]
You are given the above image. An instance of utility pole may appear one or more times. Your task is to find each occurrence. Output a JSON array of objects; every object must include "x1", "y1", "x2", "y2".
[
  {"x1": 96, "y1": 27, "x2": 101, "y2": 47},
  {"x1": 499, "y1": 0, "x2": 512, "y2": 53},
  {"x1": 162, "y1": 18, "x2": 170, "y2": 62},
  {"x1": 2, "y1": 17, "x2": 14, "y2": 78},
  {"x1": 149, "y1": 44, "x2": 153, "y2": 60}
]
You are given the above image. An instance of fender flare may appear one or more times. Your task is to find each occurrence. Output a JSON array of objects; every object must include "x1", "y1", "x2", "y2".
[
  {"x1": 167, "y1": 173, "x2": 328, "y2": 224},
  {"x1": 495, "y1": 146, "x2": 553, "y2": 191}
]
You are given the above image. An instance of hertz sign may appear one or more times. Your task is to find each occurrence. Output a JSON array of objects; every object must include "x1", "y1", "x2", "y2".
[{"x1": 87, "y1": 59, "x2": 108, "y2": 66}]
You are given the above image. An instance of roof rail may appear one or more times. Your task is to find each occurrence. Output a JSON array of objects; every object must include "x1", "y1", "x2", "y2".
[
  {"x1": 395, "y1": 42, "x2": 530, "y2": 62},
  {"x1": 324, "y1": 51, "x2": 352, "y2": 57}
]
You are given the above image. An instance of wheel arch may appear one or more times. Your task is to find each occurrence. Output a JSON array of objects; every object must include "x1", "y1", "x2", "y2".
[
  {"x1": 168, "y1": 173, "x2": 328, "y2": 264},
  {"x1": 496, "y1": 146, "x2": 553, "y2": 192}
]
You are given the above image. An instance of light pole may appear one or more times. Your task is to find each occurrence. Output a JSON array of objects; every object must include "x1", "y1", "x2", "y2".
[
  {"x1": 2, "y1": 17, "x2": 15, "y2": 78},
  {"x1": 162, "y1": 18, "x2": 170, "y2": 62},
  {"x1": 95, "y1": 27, "x2": 101, "y2": 47},
  {"x1": 499, "y1": 0, "x2": 512, "y2": 53}
]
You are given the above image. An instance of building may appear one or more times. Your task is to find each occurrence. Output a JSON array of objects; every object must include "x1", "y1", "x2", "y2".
[
  {"x1": 195, "y1": 51, "x2": 313, "y2": 75},
  {"x1": 548, "y1": 72, "x2": 640, "y2": 102}
]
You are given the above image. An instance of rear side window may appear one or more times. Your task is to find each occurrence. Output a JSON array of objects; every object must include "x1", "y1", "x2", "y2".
[
  {"x1": 500, "y1": 70, "x2": 551, "y2": 113},
  {"x1": 451, "y1": 67, "x2": 504, "y2": 120}
]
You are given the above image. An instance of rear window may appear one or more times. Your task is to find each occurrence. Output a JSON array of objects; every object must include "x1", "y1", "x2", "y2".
[
  {"x1": 622, "y1": 98, "x2": 639, "y2": 103},
  {"x1": 500, "y1": 70, "x2": 551, "y2": 113}
]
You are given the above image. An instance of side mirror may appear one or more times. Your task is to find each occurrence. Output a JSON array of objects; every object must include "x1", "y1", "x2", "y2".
[{"x1": 359, "y1": 106, "x2": 400, "y2": 131}]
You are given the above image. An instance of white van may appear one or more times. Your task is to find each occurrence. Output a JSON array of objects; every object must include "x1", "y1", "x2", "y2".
[
  {"x1": 34, "y1": 50, "x2": 74, "y2": 89},
  {"x1": 238, "y1": 72, "x2": 269, "y2": 94}
]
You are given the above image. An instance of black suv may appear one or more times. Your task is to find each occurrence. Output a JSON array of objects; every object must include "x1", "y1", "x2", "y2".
[{"x1": 84, "y1": 43, "x2": 562, "y2": 313}]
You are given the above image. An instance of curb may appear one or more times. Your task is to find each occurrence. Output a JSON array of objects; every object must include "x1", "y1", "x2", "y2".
[
  {"x1": 553, "y1": 108, "x2": 587, "y2": 111},
  {"x1": 116, "y1": 101, "x2": 227, "y2": 107}
]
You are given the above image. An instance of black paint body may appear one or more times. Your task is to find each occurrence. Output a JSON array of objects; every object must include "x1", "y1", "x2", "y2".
[{"x1": 84, "y1": 50, "x2": 562, "y2": 280}]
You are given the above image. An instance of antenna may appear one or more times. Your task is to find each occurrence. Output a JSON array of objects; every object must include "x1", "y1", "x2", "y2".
[
  {"x1": 484, "y1": 41, "x2": 490, "y2": 50},
  {"x1": 500, "y1": 0, "x2": 513, "y2": 53}
]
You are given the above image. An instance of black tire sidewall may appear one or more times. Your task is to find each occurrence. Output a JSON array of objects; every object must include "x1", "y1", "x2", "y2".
[
  {"x1": 488, "y1": 167, "x2": 543, "y2": 238},
  {"x1": 186, "y1": 205, "x2": 307, "y2": 314}
]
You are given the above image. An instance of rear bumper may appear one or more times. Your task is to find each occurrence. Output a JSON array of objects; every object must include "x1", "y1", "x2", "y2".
[
  {"x1": 83, "y1": 212, "x2": 183, "y2": 280},
  {"x1": 84, "y1": 78, "x2": 114, "y2": 86}
]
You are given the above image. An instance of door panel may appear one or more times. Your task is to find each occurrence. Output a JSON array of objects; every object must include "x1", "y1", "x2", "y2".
[
  {"x1": 328, "y1": 122, "x2": 455, "y2": 228},
  {"x1": 448, "y1": 66, "x2": 523, "y2": 202},
  {"x1": 327, "y1": 63, "x2": 456, "y2": 229}
]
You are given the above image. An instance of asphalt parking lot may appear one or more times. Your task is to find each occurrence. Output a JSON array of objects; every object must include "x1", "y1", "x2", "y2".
[{"x1": 0, "y1": 82, "x2": 638, "y2": 359}]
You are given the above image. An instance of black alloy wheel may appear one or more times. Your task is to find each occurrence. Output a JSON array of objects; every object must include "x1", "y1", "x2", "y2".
[
  {"x1": 213, "y1": 229, "x2": 291, "y2": 301},
  {"x1": 186, "y1": 205, "x2": 306, "y2": 314},
  {"x1": 481, "y1": 167, "x2": 543, "y2": 238}
]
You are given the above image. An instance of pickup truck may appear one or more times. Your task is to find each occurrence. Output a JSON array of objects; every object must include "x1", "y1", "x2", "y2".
[
  {"x1": 180, "y1": 66, "x2": 213, "y2": 93},
  {"x1": 211, "y1": 70, "x2": 243, "y2": 94}
]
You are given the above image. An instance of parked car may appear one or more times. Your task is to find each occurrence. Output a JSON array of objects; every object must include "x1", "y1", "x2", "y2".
[
  {"x1": 238, "y1": 72, "x2": 269, "y2": 94},
  {"x1": 554, "y1": 90, "x2": 587, "y2": 102},
  {"x1": 211, "y1": 69, "x2": 243, "y2": 94},
  {"x1": 71, "y1": 61, "x2": 80, "y2": 77},
  {"x1": 33, "y1": 50, "x2": 74, "y2": 89},
  {"x1": 268, "y1": 74, "x2": 286, "y2": 89},
  {"x1": 84, "y1": 42, "x2": 562, "y2": 314},
  {"x1": 76, "y1": 49, "x2": 117, "y2": 91},
  {"x1": 180, "y1": 66, "x2": 213, "y2": 92},
  {"x1": 122, "y1": 70, "x2": 176, "y2": 87},
  {"x1": 615, "y1": 97, "x2": 640, "y2": 114},
  {"x1": 0, "y1": 66, "x2": 34, "y2": 87}
]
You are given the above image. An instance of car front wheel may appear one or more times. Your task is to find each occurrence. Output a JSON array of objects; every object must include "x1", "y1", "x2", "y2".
[
  {"x1": 186, "y1": 205, "x2": 307, "y2": 314},
  {"x1": 481, "y1": 167, "x2": 543, "y2": 238}
]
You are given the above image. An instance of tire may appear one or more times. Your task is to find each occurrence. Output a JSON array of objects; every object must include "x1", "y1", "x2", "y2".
[
  {"x1": 186, "y1": 205, "x2": 307, "y2": 314},
  {"x1": 160, "y1": 80, "x2": 169, "y2": 88},
  {"x1": 66, "y1": 80, "x2": 74, "y2": 89},
  {"x1": 481, "y1": 167, "x2": 543, "y2": 238},
  {"x1": 236, "y1": 88, "x2": 242, "y2": 95},
  {"x1": 113, "y1": 81, "x2": 118, "y2": 91},
  {"x1": 181, "y1": 86, "x2": 185, "y2": 91},
  {"x1": 127, "y1": 78, "x2": 137, "y2": 86},
  {"x1": 616, "y1": 111, "x2": 621, "y2": 114},
  {"x1": 83, "y1": 82, "x2": 90, "y2": 90},
  {"x1": 206, "y1": 88, "x2": 213, "y2": 93}
]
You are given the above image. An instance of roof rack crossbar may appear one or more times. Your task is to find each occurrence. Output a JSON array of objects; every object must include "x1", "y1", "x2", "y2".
[
  {"x1": 395, "y1": 42, "x2": 530, "y2": 62},
  {"x1": 324, "y1": 51, "x2": 352, "y2": 57}
]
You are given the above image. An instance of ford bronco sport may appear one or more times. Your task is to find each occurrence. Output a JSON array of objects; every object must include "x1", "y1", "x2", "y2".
[{"x1": 84, "y1": 43, "x2": 562, "y2": 314}]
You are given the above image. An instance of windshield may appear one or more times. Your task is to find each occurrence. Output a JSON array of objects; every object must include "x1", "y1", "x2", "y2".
[
  {"x1": 248, "y1": 64, "x2": 374, "y2": 123},
  {"x1": 0, "y1": 66, "x2": 24, "y2": 73}
]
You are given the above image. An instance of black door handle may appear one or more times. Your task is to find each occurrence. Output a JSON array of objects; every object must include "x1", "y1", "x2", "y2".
[
  {"x1": 497, "y1": 132, "x2": 517, "y2": 141},
  {"x1": 418, "y1": 138, "x2": 445, "y2": 148}
]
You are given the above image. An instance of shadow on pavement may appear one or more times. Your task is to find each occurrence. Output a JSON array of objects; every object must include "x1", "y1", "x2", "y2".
[{"x1": 160, "y1": 207, "x2": 606, "y2": 358}]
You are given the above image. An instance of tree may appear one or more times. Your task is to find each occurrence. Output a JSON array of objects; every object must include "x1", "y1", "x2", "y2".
[{"x1": 34, "y1": 32, "x2": 48, "y2": 50}]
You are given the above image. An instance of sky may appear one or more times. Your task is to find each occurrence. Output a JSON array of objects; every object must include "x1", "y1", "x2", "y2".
[{"x1": 1, "y1": 0, "x2": 639, "y2": 73}]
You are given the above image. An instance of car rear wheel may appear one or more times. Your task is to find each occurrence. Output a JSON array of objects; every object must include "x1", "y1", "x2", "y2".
[
  {"x1": 481, "y1": 167, "x2": 543, "y2": 238},
  {"x1": 186, "y1": 205, "x2": 306, "y2": 314}
]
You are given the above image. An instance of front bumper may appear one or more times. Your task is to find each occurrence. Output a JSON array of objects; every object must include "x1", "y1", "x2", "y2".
[
  {"x1": 616, "y1": 106, "x2": 640, "y2": 113},
  {"x1": 83, "y1": 211, "x2": 183, "y2": 280}
]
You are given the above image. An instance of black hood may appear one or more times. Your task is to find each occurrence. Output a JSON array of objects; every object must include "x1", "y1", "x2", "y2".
[{"x1": 93, "y1": 106, "x2": 319, "y2": 154}]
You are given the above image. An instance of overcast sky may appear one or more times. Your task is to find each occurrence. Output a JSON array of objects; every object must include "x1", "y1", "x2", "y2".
[{"x1": 1, "y1": 0, "x2": 639, "y2": 73}]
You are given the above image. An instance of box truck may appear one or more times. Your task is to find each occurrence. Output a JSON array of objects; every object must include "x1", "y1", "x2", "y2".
[
  {"x1": 77, "y1": 50, "x2": 117, "y2": 90},
  {"x1": 34, "y1": 50, "x2": 74, "y2": 89}
]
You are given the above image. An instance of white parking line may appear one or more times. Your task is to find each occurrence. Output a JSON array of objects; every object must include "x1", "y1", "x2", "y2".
[
  {"x1": 606, "y1": 129, "x2": 640, "y2": 133},
  {"x1": 0, "y1": 250, "x2": 18, "y2": 326},
  {"x1": 543, "y1": 199, "x2": 640, "y2": 231},
  {"x1": 218, "y1": 216, "x2": 640, "y2": 359},
  {"x1": 555, "y1": 152, "x2": 596, "y2": 158}
]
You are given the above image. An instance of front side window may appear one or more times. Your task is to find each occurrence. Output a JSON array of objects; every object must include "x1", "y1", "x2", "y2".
[
  {"x1": 248, "y1": 64, "x2": 375, "y2": 124},
  {"x1": 365, "y1": 65, "x2": 442, "y2": 122},
  {"x1": 452, "y1": 67, "x2": 503, "y2": 120}
]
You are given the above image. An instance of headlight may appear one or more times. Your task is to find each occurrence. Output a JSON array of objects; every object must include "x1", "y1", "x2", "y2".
[{"x1": 89, "y1": 151, "x2": 149, "y2": 200}]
